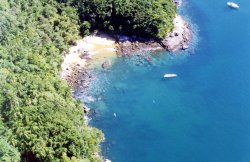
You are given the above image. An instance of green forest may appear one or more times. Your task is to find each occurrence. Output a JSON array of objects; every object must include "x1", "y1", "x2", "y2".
[
  {"x1": 75, "y1": 0, "x2": 176, "y2": 39},
  {"x1": 0, "y1": 0, "x2": 176, "y2": 161}
]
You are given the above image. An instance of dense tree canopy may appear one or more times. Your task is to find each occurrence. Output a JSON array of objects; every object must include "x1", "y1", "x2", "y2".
[
  {"x1": 0, "y1": 121, "x2": 20, "y2": 162},
  {"x1": 0, "y1": 0, "x2": 103, "y2": 161},
  {"x1": 74, "y1": 0, "x2": 176, "y2": 39}
]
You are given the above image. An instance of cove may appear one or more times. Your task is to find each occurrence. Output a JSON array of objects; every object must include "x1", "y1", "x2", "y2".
[{"x1": 76, "y1": 0, "x2": 250, "y2": 161}]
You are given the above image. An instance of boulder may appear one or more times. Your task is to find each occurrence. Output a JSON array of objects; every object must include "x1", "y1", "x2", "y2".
[
  {"x1": 102, "y1": 60, "x2": 112, "y2": 69},
  {"x1": 84, "y1": 106, "x2": 90, "y2": 114},
  {"x1": 174, "y1": 0, "x2": 182, "y2": 7},
  {"x1": 169, "y1": 33, "x2": 174, "y2": 37},
  {"x1": 79, "y1": 50, "x2": 91, "y2": 59}
]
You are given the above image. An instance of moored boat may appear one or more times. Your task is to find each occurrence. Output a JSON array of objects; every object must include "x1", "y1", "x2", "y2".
[
  {"x1": 227, "y1": 2, "x2": 239, "y2": 9},
  {"x1": 164, "y1": 74, "x2": 177, "y2": 78}
]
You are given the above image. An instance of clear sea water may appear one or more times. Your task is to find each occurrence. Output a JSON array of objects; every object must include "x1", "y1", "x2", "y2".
[{"x1": 77, "y1": 0, "x2": 250, "y2": 161}]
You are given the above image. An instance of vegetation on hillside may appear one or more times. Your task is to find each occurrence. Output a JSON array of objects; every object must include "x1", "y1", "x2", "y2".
[
  {"x1": 74, "y1": 0, "x2": 176, "y2": 39},
  {"x1": 0, "y1": 0, "x2": 176, "y2": 161},
  {"x1": 0, "y1": 0, "x2": 102, "y2": 161}
]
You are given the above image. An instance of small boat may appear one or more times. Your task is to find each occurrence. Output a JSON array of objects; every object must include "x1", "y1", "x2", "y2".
[
  {"x1": 227, "y1": 2, "x2": 239, "y2": 9},
  {"x1": 105, "y1": 159, "x2": 112, "y2": 162},
  {"x1": 164, "y1": 74, "x2": 177, "y2": 78}
]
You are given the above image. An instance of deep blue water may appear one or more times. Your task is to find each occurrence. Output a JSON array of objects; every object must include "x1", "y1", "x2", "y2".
[{"x1": 78, "y1": 1, "x2": 250, "y2": 161}]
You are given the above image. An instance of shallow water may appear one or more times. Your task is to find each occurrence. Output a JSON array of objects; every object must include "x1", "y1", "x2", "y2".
[{"x1": 76, "y1": 1, "x2": 250, "y2": 162}]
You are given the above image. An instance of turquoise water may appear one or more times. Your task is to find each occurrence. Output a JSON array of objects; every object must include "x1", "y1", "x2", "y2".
[{"x1": 78, "y1": 0, "x2": 250, "y2": 161}]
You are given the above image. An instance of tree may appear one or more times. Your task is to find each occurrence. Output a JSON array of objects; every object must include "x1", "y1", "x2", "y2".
[
  {"x1": 0, "y1": 1, "x2": 103, "y2": 161},
  {"x1": 73, "y1": 0, "x2": 176, "y2": 39},
  {"x1": 0, "y1": 120, "x2": 20, "y2": 162}
]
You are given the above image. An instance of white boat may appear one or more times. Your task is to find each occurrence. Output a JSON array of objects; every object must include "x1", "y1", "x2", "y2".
[
  {"x1": 227, "y1": 2, "x2": 239, "y2": 9},
  {"x1": 105, "y1": 159, "x2": 112, "y2": 162},
  {"x1": 164, "y1": 74, "x2": 177, "y2": 78}
]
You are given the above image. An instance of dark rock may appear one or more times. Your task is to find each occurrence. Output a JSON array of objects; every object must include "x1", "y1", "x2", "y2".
[
  {"x1": 79, "y1": 50, "x2": 90, "y2": 59},
  {"x1": 102, "y1": 60, "x2": 112, "y2": 69},
  {"x1": 84, "y1": 107, "x2": 90, "y2": 114},
  {"x1": 174, "y1": 0, "x2": 182, "y2": 7}
]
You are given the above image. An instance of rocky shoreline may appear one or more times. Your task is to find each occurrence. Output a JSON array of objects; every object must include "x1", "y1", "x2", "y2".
[
  {"x1": 61, "y1": 14, "x2": 192, "y2": 90},
  {"x1": 60, "y1": 14, "x2": 192, "y2": 131},
  {"x1": 60, "y1": 12, "x2": 192, "y2": 162},
  {"x1": 116, "y1": 15, "x2": 191, "y2": 57},
  {"x1": 60, "y1": 1, "x2": 190, "y2": 162},
  {"x1": 61, "y1": 36, "x2": 117, "y2": 92}
]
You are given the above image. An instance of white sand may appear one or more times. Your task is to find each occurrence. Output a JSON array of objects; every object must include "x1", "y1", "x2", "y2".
[
  {"x1": 61, "y1": 35, "x2": 117, "y2": 79},
  {"x1": 61, "y1": 15, "x2": 191, "y2": 79}
]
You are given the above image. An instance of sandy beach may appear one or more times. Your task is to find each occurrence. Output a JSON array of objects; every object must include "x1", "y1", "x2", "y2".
[
  {"x1": 61, "y1": 14, "x2": 192, "y2": 90},
  {"x1": 61, "y1": 35, "x2": 117, "y2": 82}
]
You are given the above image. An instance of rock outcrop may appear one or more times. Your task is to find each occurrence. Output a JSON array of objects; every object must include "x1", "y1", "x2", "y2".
[
  {"x1": 162, "y1": 15, "x2": 192, "y2": 52},
  {"x1": 116, "y1": 15, "x2": 192, "y2": 56},
  {"x1": 102, "y1": 60, "x2": 112, "y2": 69}
]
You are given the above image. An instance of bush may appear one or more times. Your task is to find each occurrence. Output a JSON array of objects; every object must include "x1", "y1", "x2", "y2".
[{"x1": 80, "y1": 21, "x2": 91, "y2": 36}]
